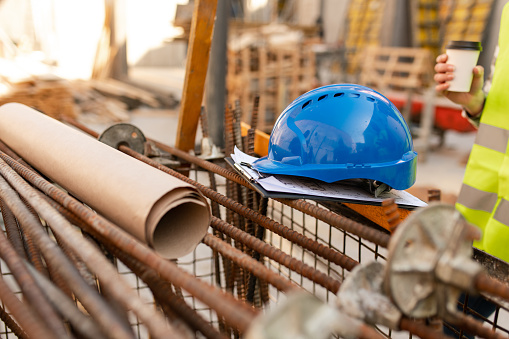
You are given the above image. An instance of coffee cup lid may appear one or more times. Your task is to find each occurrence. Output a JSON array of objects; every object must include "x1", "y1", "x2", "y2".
[{"x1": 446, "y1": 41, "x2": 482, "y2": 51}]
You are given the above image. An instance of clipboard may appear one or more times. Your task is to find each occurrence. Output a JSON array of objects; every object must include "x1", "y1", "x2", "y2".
[{"x1": 225, "y1": 157, "x2": 423, "y2": 210}]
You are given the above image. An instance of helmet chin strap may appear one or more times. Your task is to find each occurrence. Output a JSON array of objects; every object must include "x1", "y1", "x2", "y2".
[
  {"x1": 373, "y1": 182, "x2": 392, "y2": 198},
  {"x1": 344, "y1": 179, "x2": 392, "y2": 198}
]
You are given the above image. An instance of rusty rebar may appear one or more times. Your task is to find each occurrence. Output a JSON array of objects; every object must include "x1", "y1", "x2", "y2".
[
  {"x1": 53, "y1": 229, "x2": 99, "y2": 290},
  {"x1": 356, "y1": 325, "x2": 387, "y2": 339},
  {"x1": 233, "y1": 99, "x2": 244, "y2": 152},
  {"x1": 246, "y1": 128, "x2": 256, "y2": 157},
  {"x1": 208, "y1": 170, "x2": 225, "y2": 291},
  {"x1": 448, "y1": 313, "x2": 509, "y2": 339},
  {"x1": 223, "y1": 104, "x2": 235, "y2": 155},
  {"x1": 107, "y1": 242, "x2": 229, "y2": 339},
  {"x1": 475, "y1": 273, "x2": 509, "y2": 303},
  {"x1": 46, "y1": 192, "x2": 214, "y2": 338},
  {"x1": 224, "y1": 104, "x2": 239, "y2": 298},
  {"x1": 246, "y1": 95, "x2": 260, "y2": 162},
  {"x1": 381, "y1": 198, "x2": 401, "y2": 232},
  {"x1": 0, "y1": 156, "x2": 178, "y2": 339},
  {"x1": 0, "y1": 273, "x2": 57, "y2": 339},
  {"x1": 210, "y1": 216, "x2": 341, "y2": 294},
  {"x1": 117, "y1": 145, "x2": 359, "y2": 271},
  {"x1": 428, "y1": 189, "x2": 441, "y2": 202},
  {"x1": 199, "y1": 106, "x2": 210, "y2": 138},
  {"x1": 0, "y1": 160, "x2": 136, "y2": 339},
  {"x1": 277, "y1": 198, "x2": 391, "y2": 247},
  {"x1": 21, "y1": 197, "x2": 74, "y2": 298},
  {"x1": 0, "y1": 226, "x2": 69, "y2": 338},
  {"x1": 231, "y1": 100, "x2": 252, "y2": 302},
  {"x1": 0, "y1": 153, "x2": 259, "y2": 333},
  {"x1": 256, "y1": 197, "x2": 270, "y2": 305},
  {"x1": 399, "y1": 318, "x2": 453, "y2": 339},
  {"x1": 0, "y1": 198, "x2": 26, "y2": 258},
  {"x1": 250, "y1": 95, "x2": 260, "y2": 131},
  {"x1": 0, "y1": 303, "x2": 28, "y2": 339},
  {"x1": 203, "y1": 233, "x2": 301, "y2": 294},
  {"x1": 0, "y1": 140, "x2": 50, "y2": 276},
  {"x1": 26, "y1": 263, "x2": 108, "y2": 339}
]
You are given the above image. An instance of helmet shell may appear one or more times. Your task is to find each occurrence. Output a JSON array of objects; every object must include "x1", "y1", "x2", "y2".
[{"x1": 252, "y1": 84, "x2": 417, "y2": 190}]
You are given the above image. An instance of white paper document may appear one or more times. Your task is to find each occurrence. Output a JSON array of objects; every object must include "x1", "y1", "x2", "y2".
[{"x1": 231, "y1": 146, "x2": 427, "y2": 208}]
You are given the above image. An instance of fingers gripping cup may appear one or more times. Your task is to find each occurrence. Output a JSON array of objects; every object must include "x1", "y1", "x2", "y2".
[{"x1": 445, "y1": 41, "x2": 482, "y2": 92}]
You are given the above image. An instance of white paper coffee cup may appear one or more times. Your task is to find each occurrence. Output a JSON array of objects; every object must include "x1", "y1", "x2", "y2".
[{"x1": 445, "y1": 41, "x2": 482, "y2": 92}]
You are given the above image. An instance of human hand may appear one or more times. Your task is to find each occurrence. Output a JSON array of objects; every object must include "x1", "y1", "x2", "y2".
[{"x1": 434, "y1": 54, "x2": 485, "y2": 116}]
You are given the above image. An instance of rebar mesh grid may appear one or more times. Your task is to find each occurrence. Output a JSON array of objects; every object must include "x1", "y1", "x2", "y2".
[{"x1": 0, "y1": 117, "x2": 508, "y2": 339}]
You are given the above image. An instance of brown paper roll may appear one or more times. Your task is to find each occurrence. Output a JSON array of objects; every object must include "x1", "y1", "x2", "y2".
[{"x1": 0, "y1": 103, "x2": 211, "y2": 259}]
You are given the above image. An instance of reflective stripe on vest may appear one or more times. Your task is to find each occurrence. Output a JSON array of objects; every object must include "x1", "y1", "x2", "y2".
[
  {"x1": 494, "y1": 198, "x2": 509, "y2": 225},
  {"x1": 455, "y1": 2, "x2": 509, "y2": 263},
  {"x1": 475, "y1": 123, "x2": 509, "y2": 153},
  {"x1": 457, "y1": 183, "x2": 498, "y2": 213}
]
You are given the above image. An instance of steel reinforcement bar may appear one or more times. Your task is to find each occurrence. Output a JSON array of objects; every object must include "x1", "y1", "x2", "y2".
[{"x1": 0, "y1": 151, "x2": 259, "y2": 333}]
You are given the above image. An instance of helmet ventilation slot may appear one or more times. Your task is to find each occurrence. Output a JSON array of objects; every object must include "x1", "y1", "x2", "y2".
[
  {"x1": 318, "y1": 95, "x2": 328, "y2": 101},
  {"x1": 302, "y1": 100, "x2": 312, "y2": 109}
]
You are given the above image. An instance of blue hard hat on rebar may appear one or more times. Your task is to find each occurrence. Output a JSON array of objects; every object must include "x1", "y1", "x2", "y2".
[{"x1": 252, "y1": 84, "x2": 417, "y2": 190}]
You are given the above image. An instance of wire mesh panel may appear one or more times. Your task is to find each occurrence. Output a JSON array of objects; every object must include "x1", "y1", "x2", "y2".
[{"x1": 0, "y1": 116, "x2": 509, "y2": 339}]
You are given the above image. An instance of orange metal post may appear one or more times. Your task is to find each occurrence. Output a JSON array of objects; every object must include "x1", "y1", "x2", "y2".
[{"x1": 175, "y1": 0, "x2": 218, "y2": 152}]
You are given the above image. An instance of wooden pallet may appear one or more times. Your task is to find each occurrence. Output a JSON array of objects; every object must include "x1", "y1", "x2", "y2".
[
  {"x1": 227, "y1": 41, "x2": 316, "y2": 133},
  {"x1": 359, "y1": 46, "x2": 433, "y2": 91}
]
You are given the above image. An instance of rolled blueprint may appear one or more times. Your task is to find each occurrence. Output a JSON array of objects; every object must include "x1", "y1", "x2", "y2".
[{"x1": 0, "y1": 103, "x2": 211, "y2": 259}]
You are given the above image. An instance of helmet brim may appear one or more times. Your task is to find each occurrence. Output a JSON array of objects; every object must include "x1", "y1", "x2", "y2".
[{"x1": 252, "y1": 152, "x2": 418, "y2": 190}]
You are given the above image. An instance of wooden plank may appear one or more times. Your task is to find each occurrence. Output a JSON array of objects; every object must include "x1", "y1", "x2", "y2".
[
  {"x1": 175, "y1": 0, "x2": 218, "y2": 152},
  {"x1": 343, "y1": 202, "x2": 412, "y2": 232},
  {"x1": 360, "y1": 46, "x2": 433, "y2": 90}
]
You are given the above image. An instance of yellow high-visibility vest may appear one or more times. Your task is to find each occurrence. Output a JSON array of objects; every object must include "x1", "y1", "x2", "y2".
[{"x1": 456, "y1": 3, "x2": 509, "y2": 263}]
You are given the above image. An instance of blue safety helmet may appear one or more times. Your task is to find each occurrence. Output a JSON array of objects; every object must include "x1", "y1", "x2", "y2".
[{"x1": 252, "y1": 84, "x2": 417, "y2": 190}]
